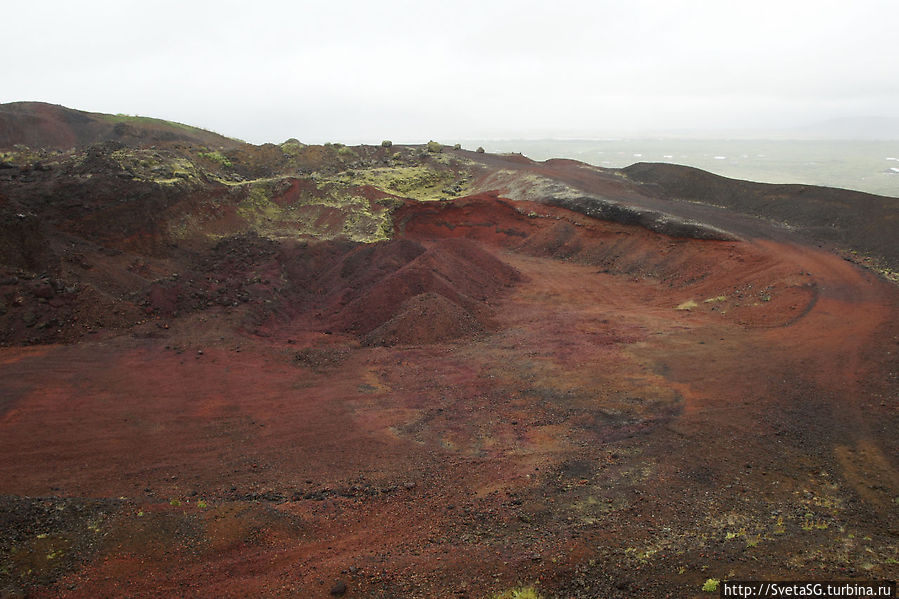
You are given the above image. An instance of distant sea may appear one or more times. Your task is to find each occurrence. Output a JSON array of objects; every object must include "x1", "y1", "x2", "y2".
[{"x1": 466, "y1": 139, "x2": 899, "y2": 198}]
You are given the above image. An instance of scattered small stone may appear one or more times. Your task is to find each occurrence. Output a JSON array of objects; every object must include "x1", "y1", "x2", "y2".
[{"x1": 330, "y1": 580, "x2": 347, "y2": 596}]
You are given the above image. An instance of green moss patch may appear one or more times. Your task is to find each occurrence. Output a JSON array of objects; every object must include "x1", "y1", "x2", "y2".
[{"x1": 325, "y1": 166, "x2": 459, "y2": 201}]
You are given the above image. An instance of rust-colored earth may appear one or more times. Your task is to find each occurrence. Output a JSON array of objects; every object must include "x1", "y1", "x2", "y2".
[{"x1": 0, "y1": 108, "x2": 897, "y2": 598}]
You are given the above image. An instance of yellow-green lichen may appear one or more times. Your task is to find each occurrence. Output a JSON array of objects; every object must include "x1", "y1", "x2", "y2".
[
  {"x1": 237, "y1": 183, "x2": 282, "y2": 223},
  {"x1": 229, "y1": 178, "x2": 398, "y2": 243},
  {"x1": 197, "y1": 150, "x2": 232, "y2": 168},
  {"x1": 676, "y1": 299, "x2": 699, "y2": 311},
  {"x1": 325, "y1": 166, "x2": 459, "y2": 201},
  {"x1": 491, "y1": 587, "x2": 544, "y2": 599}
]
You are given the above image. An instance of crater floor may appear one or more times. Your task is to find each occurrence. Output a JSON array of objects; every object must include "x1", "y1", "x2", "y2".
[{"x1": 1, "y1": 196, "x2": 897, "y2": 598}]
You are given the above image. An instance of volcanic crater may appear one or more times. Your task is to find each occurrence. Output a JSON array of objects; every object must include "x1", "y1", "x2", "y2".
[{"x1": 0, "y1": 103, "x2": 897, "y2": 599}]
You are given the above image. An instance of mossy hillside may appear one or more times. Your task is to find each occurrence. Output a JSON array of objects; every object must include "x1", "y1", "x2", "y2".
[
  {"x1": 197, "y1": 150, "x2": 232, "y2": 168},
  {"x1": 341, "y1": 202, "x2": 394, "y2": 241},
  {"x1": 267, "y1": 140, "x2": 478, "y2": 188},
  {"x1": 5, "y1": 140, "x2": 477, "y2": 200},
  {"x1": 0, "y1": 146, "x2": 54, "y2": 166},
  {"x1": 99, "y1": 113, "x2": 229, "y2": 139},
  {"x1": 277, "y1": 142, "x2": 402, "y2": 176},
  {"x1": 0, "y1": 144, "x2": 212, "y2": 187},
  {"x1": 279, "y1": 139, "x2": 305, "y2": 158},
  {"x1": 1, "y1": 143, "x2": 403, "y2": 245},
  {"x1": 1, "y1": 142, "x2": 474, "y2": 245},
  {"x1": 324, "y1": 165, "x2": 464, "y2": 201},
  {"x1": 232, "y1": 178, "x2": 396, "y2": 243},
  {"x1": 104, "y1": 148, "x2": 208, "y2": 185},
  {"x1": 237, "y1": 183, "x2": 282, "y2": 223}
]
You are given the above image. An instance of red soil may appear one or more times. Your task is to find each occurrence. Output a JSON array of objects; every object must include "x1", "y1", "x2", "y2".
[
  {"x1": 394, "y1": 192, "x2": 538, "y2": 247},
  {"x1": 273, "y1": 236, "x2": 519, "y2": 340},
  {"x1": 1, "y1": 194, "x2": 897, "y2": 598},
  {"x1": 362, "y1": 292, "x2": 483, "y2": 347}
]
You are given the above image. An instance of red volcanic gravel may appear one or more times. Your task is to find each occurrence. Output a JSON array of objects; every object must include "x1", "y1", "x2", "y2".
[{"x1": 1, "y1": 193, "x2": 897, "y2": 598}]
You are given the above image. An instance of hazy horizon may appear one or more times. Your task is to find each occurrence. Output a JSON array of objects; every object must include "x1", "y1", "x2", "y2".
[{"x1": 5, "y1": 1, "x2": 898, "y2": 145}]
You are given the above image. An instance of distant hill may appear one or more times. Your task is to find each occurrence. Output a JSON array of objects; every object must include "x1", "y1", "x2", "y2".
[
  {"x1": 623, "y1": 161, "x2": 899, "y2": 269},
  {"x1": 0, "y1": 101, "x2": 245, "y2": 150}
]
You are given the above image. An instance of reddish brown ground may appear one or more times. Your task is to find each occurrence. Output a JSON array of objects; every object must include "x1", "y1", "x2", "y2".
[{"x1": 1, "y1": 194, "x2": 897, "y2": 598}]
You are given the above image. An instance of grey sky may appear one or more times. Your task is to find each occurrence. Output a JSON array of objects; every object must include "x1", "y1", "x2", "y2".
[{"x1": 5, "y1": 0, "x2": 897, "y2": 144}]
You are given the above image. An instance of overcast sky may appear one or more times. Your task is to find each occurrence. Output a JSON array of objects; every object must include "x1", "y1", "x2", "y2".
[{"x1": 5, "y1": 0, "x2": 897, "y2": 144}]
